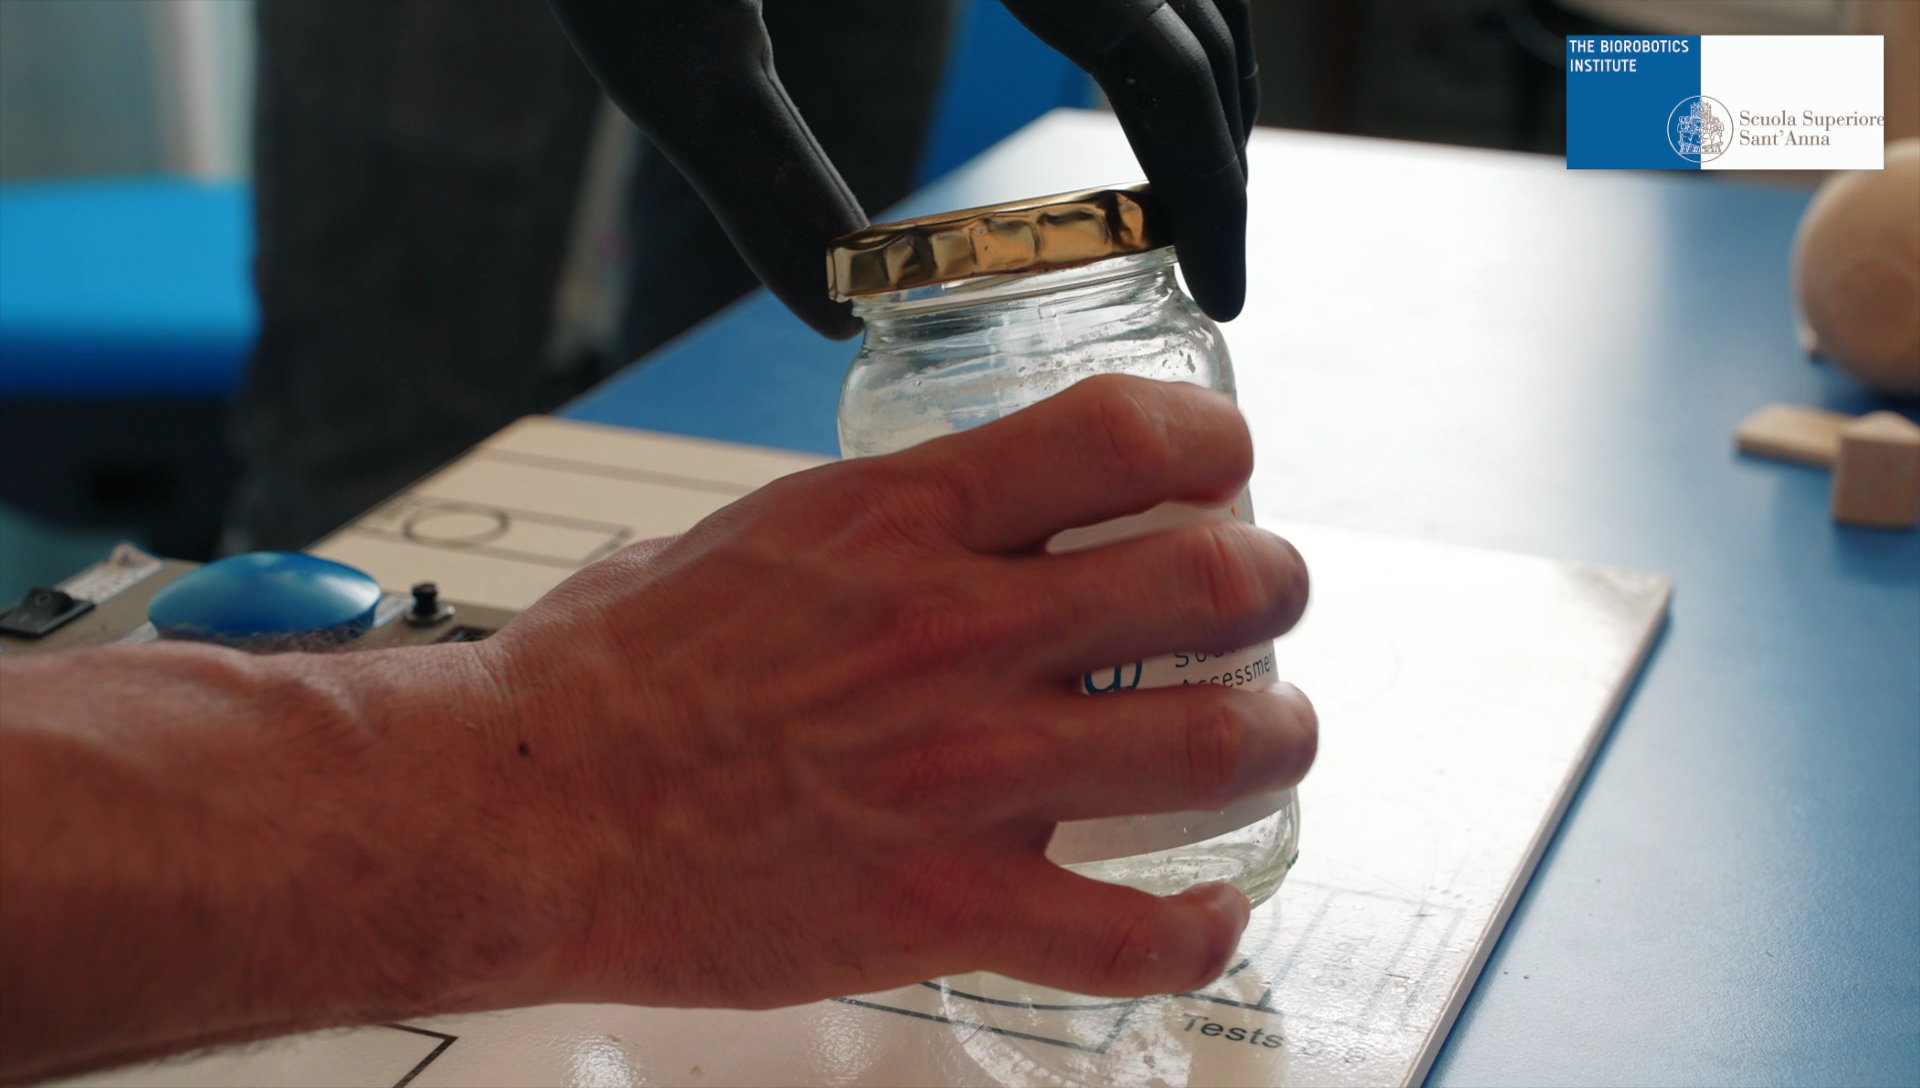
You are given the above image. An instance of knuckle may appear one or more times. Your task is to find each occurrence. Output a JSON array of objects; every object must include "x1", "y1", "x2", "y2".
[
  {"x1": 1081, "y1": 380, "x2": 1175, "y2": 482},
  {"x1": 1090, "y1": 907, "x2": 1164, "y2": 992},
  {"x1": 750, "y1": 462, "x2": 891, "y2": 550},
  {"x1": 1185, "y1": 524, "x2": 1310, "y2": 632},
  {"x1": 916, "y1": 468, "x2": 988, "y2": 544},
  {"x1": 890, "y1": 853, "x2": 994, "y2": 943},
  {"x1": 1186, "y1": 522, "x2": 1270, "y2": 622},
  {"x1": 805, "y1": 459, "x2": 967, "y2": 558},
  {"x1": 848, "y1": 462, "x2": 949, "y2": 540},
  {"x1": 878, "y1": 735, "x2": 1009, "y2": 813},
  {"x1": 876, "y1": 739, "x2": 962, "y2": 808},
  {"x1": 887, "y1": 584, "x2": 1019, "y2": 672},
  {"x1": 1183, "y1": 694, "x2": 1247, "y2": 800},
  {"x1": 1218, "y1": 411, "x2": 1255, "y2": 483}
]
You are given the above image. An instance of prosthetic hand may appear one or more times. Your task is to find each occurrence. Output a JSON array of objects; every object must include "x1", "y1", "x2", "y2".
[
  {"x1": 1000, "y1": 0, "x2": 1257, "y2": 320},
  {"x1": 545, "y1": 0, "x2": 1257, "y2": 340}
]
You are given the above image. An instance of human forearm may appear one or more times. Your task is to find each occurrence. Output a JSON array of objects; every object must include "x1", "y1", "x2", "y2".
[{"x1": 0, "y1": 641, "x2": 542, "y2": 1081}]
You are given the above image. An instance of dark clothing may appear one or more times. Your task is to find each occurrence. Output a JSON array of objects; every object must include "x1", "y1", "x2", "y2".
[{"x1": 226, "y1": 0, "x2": 953, "y2": 552}]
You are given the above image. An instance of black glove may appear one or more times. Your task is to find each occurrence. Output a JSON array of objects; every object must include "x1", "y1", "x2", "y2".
[
  {"x1": 546, "y1": 0, "x2": 1257, "y2": 340},
  {"x1": 545, "y1": 0, "x2": 865, "y2": 340},
  {"x1": 1000, "y1": 0, "x2": 1257, "y2": 321}
]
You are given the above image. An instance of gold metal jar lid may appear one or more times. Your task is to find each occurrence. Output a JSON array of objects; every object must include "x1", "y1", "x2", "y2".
[{"x1": 827, "y1": 183, "x2": 1166, "y2": 301}]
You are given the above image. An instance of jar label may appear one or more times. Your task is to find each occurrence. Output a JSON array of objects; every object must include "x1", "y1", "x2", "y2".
[{"x1": 1042, "y1": 489, "x2": 1294, "y2": 865}]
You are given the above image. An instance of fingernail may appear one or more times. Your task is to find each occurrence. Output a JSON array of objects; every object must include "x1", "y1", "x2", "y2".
[{"x1": 1182, "y1": 882, "x2": 1251, "y2": 986}]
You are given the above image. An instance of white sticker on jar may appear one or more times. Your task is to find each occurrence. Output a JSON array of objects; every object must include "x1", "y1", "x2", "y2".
[{"x1": 1042, "y1": 488, "x2": 1293, "y2": 865}]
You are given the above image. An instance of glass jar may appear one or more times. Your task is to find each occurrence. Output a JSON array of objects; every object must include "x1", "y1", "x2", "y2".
[{"x1": 830, "y1": 186, "x2": 1298, "y2": 906}]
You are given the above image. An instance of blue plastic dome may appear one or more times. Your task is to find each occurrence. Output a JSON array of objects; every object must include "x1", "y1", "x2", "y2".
[{"x1": 147, "y1": 552, "x2": 382, "y2": 649}]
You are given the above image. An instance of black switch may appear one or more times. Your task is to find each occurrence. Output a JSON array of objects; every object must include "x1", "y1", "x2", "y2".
[
  {"x1": 0, "y1": 587, "x2": 94, "y2": 638},
  {"x1": 405, "y1": 581, "x2": 454, "y2": 627}
]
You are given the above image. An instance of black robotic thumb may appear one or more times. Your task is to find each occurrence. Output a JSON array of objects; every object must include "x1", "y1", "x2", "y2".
[{"x1": 547, "y1": 0, "x2": 867, "y2": 340}]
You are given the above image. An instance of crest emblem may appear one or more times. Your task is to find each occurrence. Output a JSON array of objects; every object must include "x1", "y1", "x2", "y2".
[{"x1": 1668, "y1": 95, "x2": 1731, "y2": 162}]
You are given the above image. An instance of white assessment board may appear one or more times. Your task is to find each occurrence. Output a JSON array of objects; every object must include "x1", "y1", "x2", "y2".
[{"x1": 75, "y1": 415, "x2": 1671, "y2": 1088}]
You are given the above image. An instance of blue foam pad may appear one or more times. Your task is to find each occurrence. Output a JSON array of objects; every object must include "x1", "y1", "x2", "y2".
[{"x1": 0, "y1": 178, "x2": 257, "y2": 398}]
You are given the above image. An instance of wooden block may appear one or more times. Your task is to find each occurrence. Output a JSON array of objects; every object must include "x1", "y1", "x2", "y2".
[
  {"x1": 1735, "y1": 403, "x2": 1854, "y2": 468},
  {"x1": 1831, "y1": 411, "x2": 1920, "y2": 529}
]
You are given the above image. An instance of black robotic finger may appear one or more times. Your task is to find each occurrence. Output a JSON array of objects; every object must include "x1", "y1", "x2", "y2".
[
  {"x1": 999, "y1": 0, "x2": 1168, "y2": 63},
  {"x1": 546, "y1": 0, "x2": 865, "y2": 340},
  {"x1": 1002, "y1": 1, "x2": 1246, "y2": 319},
  {"x1": 1098, "y1": 7, "x2": 1247, "y2": 320},
  {"x1": 1098, "y1": 8, "x2": 1240, "y2": 182},
  {"x1": 1140, "y1": 153, "x2": 1247, "y2": 323},
  {"x1": 1167, "y1": 0, "x2": 1247, "y2": 179},
  {"x1": 1211, "y1": 0, "x2": 1261, "y2": 142},
  {"x1": 1001, "y1": 0, "x2": 1247, "y2": 157}
]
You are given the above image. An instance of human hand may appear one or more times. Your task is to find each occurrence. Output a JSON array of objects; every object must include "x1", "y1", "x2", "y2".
[
  {"x1": 544, "y1": 0, "x2": 1257, "y2": 337},
  {"x1": 476, "y1": 375, "x2": 1314, "y2": 1008}
]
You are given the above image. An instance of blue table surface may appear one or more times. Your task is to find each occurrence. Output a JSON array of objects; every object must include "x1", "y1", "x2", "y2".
[{"x1": 570, "y1": 111, "x2": 1919, "y2": 1085}]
